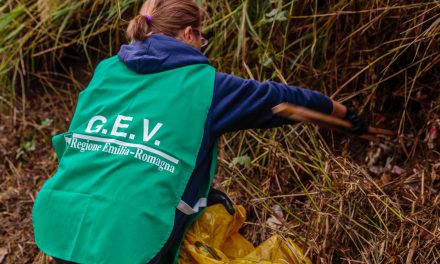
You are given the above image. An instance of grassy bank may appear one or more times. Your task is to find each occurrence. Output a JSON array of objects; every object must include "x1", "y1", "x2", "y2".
[{"x1": 0, "y1": 0, "x2": 439, "y2": 263}]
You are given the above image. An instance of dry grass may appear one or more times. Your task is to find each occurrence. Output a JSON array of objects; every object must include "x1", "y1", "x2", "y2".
[{"x1": 0, "y1": 0, "x2": 439, "y2": 263}]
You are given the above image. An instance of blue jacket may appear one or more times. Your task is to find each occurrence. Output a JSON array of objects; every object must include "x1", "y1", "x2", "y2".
[{"x1": 117, "y1": 34, "x2": 333, "y2": 262}]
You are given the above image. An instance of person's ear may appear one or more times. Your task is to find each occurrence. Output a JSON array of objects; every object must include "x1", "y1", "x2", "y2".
[{"x1": 183, "y1": 26, "x2": 194, "y2": 42}]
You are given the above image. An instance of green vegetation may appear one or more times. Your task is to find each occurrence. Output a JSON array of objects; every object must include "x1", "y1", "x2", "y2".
[{"x1": 1, "y1": 0, "x2": 439, "y2": 263}]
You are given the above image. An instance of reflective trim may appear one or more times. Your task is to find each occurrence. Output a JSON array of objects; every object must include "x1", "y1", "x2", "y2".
[{"x1": 177, "y1": 198, "x2": 207, "y2": 215}]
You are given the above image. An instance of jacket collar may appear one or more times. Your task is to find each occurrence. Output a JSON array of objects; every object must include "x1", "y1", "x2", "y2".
[{"x1": 117, "y1": 34, "x2": 210, "y2": 74}]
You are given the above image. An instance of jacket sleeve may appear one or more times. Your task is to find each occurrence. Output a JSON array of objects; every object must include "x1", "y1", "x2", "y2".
[{"x1": 210, "y1": 72, "x2": 333, "y2": 136}]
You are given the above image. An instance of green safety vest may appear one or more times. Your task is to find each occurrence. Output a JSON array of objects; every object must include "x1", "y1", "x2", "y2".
[{"x1": 32, "y1": 56, "x2": 218, "y2": 264}]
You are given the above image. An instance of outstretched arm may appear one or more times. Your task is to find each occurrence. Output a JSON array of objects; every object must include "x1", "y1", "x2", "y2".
[{"x1": 211, "y1": 72, "x2": 347, "y2": 135}]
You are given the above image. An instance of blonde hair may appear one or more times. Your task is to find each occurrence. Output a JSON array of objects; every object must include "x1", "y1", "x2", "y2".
[{"x1": 126, "y1": 0, "x2": 209, "y2": 42}]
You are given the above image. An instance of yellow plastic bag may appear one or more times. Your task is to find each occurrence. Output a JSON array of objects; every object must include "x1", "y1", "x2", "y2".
[{"x1": 179, "y1": 204, "x2": 311, "y2": 264}]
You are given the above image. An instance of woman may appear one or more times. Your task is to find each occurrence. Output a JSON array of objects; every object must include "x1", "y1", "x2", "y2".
[{"x1": 32, "y1": 0, "x2": 366, "y2": 263}]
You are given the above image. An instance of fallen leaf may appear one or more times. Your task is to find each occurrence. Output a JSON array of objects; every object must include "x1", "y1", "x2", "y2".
[
  {"x1": 267, "y1": 205, "x2": 285, "y2": 229},
  {"x1": 391, "y1": 165, "x2": 404, "y2": 175},
  {"x1": 266, "y1": 216, "x2": 283, "y2": 229},
  {"x1": 231, "y1": 155, "x2": 251, "y2": 169},
  {"x1": 272, "y1": 205, "x2": 284, "y2": 220}
]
